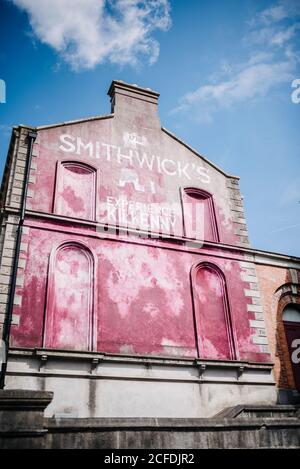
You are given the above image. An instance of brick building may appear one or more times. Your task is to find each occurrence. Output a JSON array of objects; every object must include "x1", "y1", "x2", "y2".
[{"x1": 0, "y1": 80, "x2": 299, "y2": 418}]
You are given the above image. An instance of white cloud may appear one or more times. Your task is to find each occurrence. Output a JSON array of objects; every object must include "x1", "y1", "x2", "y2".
[
  {"x1": 260, "y1": 4, "x2": 290, "y2": 24},
  {"x1": 259, "y1": 0, "x2": 300, "y2": 25},
  {"x1": 270, "y1": 23, "x2": 300, "y2": 46},
  {"x1": 247, "y1": 24, "x2": 300, "y2": 47},
  {"x1": 173, "y1": 1, "x2": 300, "y2": 122},
  {"x1": 173, "y1": 60, "x2": 293, "y2": 122},
  {"x1": 10, "y1": 0, "x2": 171, "y2": 70}
]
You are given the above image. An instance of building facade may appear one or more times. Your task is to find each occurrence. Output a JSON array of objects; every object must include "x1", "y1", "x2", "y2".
[{"x1": 0, "y1": 81, "x2": 299, "y2": 418}]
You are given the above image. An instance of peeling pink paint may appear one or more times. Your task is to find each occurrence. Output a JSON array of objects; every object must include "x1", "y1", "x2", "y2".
[
  {"x1": 44, "y1": 244, "x2": 93, "y2": 350},
  {"x1": 10, "y1": 82, "x2": 271, "y2": 364},
  {"x1": 11, "y1": 225, "x2": 269, "y2": 362}
]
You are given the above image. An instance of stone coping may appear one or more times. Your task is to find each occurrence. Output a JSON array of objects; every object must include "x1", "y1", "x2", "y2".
[{"x1": 9, "y1": 347, "x2": 274, "y2": 370}]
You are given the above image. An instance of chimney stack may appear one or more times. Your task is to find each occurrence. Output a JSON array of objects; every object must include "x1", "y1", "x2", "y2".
[{"x1": 107, "y1": 80, "x2": 160, "y2": 128}]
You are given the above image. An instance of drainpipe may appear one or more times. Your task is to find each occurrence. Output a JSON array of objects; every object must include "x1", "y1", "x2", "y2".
[{"x1": 0, "y1": 130, "x2": 37, "y2": 389}]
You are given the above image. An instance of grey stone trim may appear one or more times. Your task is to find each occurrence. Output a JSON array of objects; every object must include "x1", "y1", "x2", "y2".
[
  {"x1": 0, "y1": 285, "x2": 9, "y2": 294},
  {"x1": 234, "y1": 227, "x2": 249, "y2": 236},
  {"x1": 254, "y1": 313, "x2": 265, "y2": 321},
  {"x1": 5, "y1": 130, "x2": 20, "y2": 208},
  {"x1": 13, "y1": 294, "x2": 22, "y2": 307},
  {"x1": 17, "y1": 259, "x2": 26, "y2": 269},
  {"x1": 11, "y1": 194, "x2": 21, "y2": 204},
  {"x1": 290, "y1": 269, "x2": 298, "y2": 284},
  {"x1": 0, "y1": 209, "x2": 27, "y2": 322},
  {"x1": 252, "y1": 298, "x2": 262, "y2": 305},
  {"x1": 11, "y1": 187, "x2": 22, "y2": 196},
  {"x1": 11, "y1": 180, "x2": 22, "y2": 189},
  {"x1": 239, "y1": 260, "x2": 269, "y2": 352},
  {"x1": 0, "y1": 275, "x2": 12, "y2": 285},
  {"x1": 15, "y1": 165, "x2": 25, "y2": 175},
  {"x1": 241, "y1": 273, "x2": 258, "y2": 283},
  {"x1": 20, "y1": 243, "x2": 28, "y2": 252},
  {"x1": 17, "y1": 146, "x2": 27, "y2": 155},
  {"x1": 16, "y1": 159, "x2": 26, "y2": 168},
  {"x1": 252, "y1": 336, "x2": 268, "y2": 345},
  {"x1": 0, "y1": 266, "x2": 13, "y2": 277},
  {"x1": 8, "y1": 369, "x2": 275, "y2": 387},
  {"x1": 0, "y1": 293, "x2": 8, "y2": 303},
  {"x1": 230, "y1": 205, "x2": 245, "y2": 212},
  {"x1": 238, "y1": 241, "x2": 250, "y2": 248},
  {"x1": 12, "y1": 314, "x2": 20, "y2": 326},
  {"x1": 260, "y1": 345, "x2": 270, "y2": 353},
  {"x1": 5, "y1": 239, "x2": 15, "y2": 251},
  {"x1": 228, "y1": 188, "x2": 241, "y2": 198},
  {"x1": 0, "y1": 219, "x2": 18, "y2": 317},
  {"x1": 14, "y1": 172, "x2": 25, "y2": 182},
  {"x1": 226, "y1": 178, "x2": 240, "y2": 189},
  {"x1": 162, "y1": 127, "x2": 239, "y2": 178},
  {"x1": 244, "y1": 289, "x2": 261, "y2": 298},
  {"x1": 1, "y1": 257, "x2": 13, "y2": 267},
  {"x1": 256, "y1": 328, "x2": 267, "y2": 337},
  {"x1": 31, "y1": 144, "x2": 40, "y2": 158},
  {"x1": 230, "y1": 198, "x2": 244, "y2": 207},
  {"x1": 233, "y1": 216, "x2": 247, "y2": 224},
  {"x1": 36, "y1": 113, "x2": 114, "y2": 130},
  {"x1": 0, "y1": 304, "x2": 7, "y2": 314},
  {"x1": 10, "y1": 346, "x2": 274, "y2": 370},
  {"x1": 247, "y1": 304, "x2": 264, "y2": 313},
  {"x1": 227, "y1": 181, "x2": 250, "y2": 248},
  {"x1": 2, "y1": 248, "x2": 15, "y2": 258},
  {"x1": 249, "y1": 320, "x2": 266, "y2": 329},
  {"x1": 3, "y1": 126, "x2": 38, "y2": 212},
  {"x1": 16, "y1": 152, "x2": 28, "y2": 161},
  {"x1": 16, "y1": 275, "x2": 24, "y2": 287},
  {"x1": 7, "y1": 347, "x2": 275, "y2": 390},
  {"x1": 239, "y1": 235, "x2": 250, "y2": 244}
]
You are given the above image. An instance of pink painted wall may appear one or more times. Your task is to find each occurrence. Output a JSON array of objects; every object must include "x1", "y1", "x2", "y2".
[
  {"x1": 10, "y1": 84, "x2": 270, "y2": 363},
  {"x1": 11, "y1": 221, "x2": 268, "y2": 362}
]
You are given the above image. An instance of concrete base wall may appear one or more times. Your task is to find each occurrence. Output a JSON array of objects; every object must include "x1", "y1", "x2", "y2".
[
  {"x1": 44, "y1": 418, "x2": 300, "y2": 449},
  {"x1": 0, "y1": 390, "x2": 300, "y2": 449},
  {"x1": 6, "y1": 348, "x2": 277, "y2": 418}
]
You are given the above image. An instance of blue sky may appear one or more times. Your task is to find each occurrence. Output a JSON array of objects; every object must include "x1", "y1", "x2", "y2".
[{"x1": 0, "y1": 0, "x2": 299, "y2": 256}]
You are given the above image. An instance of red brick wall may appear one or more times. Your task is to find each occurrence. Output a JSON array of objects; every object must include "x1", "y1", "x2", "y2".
[{"x1": 256, "y1": 264, "x2": 300, "y2": 390}]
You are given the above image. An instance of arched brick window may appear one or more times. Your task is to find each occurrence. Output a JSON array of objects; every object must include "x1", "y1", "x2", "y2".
[
  {"x1": 44, "y1": 242, "x2": 94, "y2": 351},
  {"x1": 283, "y1": 304, "x2": 300, "y2": 391},
  {"x1": 192, "y1": 263, "x2": 236, "y2": 360},
  {"x1": 182, "y1": 188, "x2": 219, "y2": 242},
  {"x1": 54, "y1": 161, "x2": 96, "y2": 220}
]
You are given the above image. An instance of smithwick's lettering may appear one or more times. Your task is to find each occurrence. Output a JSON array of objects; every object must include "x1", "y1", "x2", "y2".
[{"x1": 59, "y1": 133, "x2": 211, "y2": 183}]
